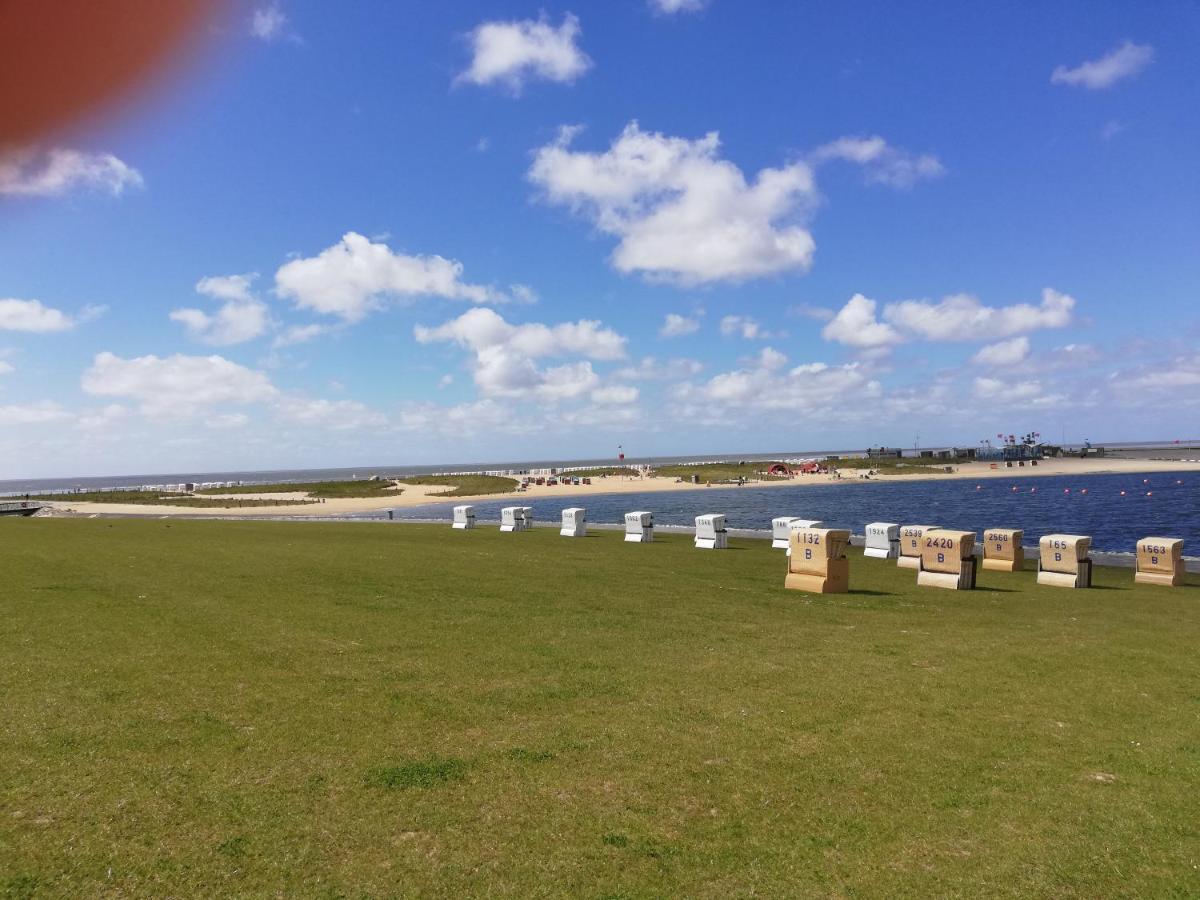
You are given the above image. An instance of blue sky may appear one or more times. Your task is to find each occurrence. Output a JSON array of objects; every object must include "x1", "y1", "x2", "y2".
[{"x1": 1, "y1": 0, "x2": 1197, "y2": 477}]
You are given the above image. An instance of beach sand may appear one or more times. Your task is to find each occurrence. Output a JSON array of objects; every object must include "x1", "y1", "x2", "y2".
[{"x1": 39, "y1": 456, "x2": 1200, "y2": 518}]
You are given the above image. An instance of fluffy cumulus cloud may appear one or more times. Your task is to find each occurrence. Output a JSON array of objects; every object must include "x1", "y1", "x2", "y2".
[
  {"x1": 415, "y1": 307, "x2": 627, "y2": 401},
  {"x1": 972, "y1": 336, "x2": 1031, "y2": 367},
  {"x1": 457, "y1": 14, "x2": 591, "y2": 92},
  {"x1": 0, "y1": 401, "x2": 71, "y2": 424},
  {"x1": 676, "y1": 350, "x2": 881, "y2": 420},
  {"x1": 170, "y1": 274, "x2": 271, "y2": 346},
  {"x1": 81, "y1": 351, "x2": 279, "y2": 417},
  {"x1": 0, "y1": 147, "x2": 143, "y2": 197},
  {"x1": 273, "y1": 396, "x2": 387, "y2": 430},
  {"x1": 659, "y1": 313, "x2": 700, "y2": 337},
  {"x1": 591, "y1": 384, "x2": 639, "y2": 405},
  {"x1": 821, "y1": 288, "x2": 1075, "y2": 348},
  {"x1": 250, "y1": 3, "x2": 290, "y2": 41},
  {"x1": 613, "y1": 356, "x2": 703, "y2": 380},
  {"x1": 274, "y1": 232, "x2": 509, "y2": 322},
  {"x1": 973, "y1": 377, "x2": 1067, "y2": 408},
  {"x1": 650, "y1": 0, "x2": 707, "y2": 13},
  {"x1": 529, "y1": 122, "x2": 818, "y2": 284},
  {"x1": 811, "y1": 136, "x2": 944, "y2": 188},
  {"x1": 1052, "y1": 41, "x2": 1154, "y2": 90},
  {"x1": 719, "y1": 315, "x2": 776, "y2": 340},
  {"x1": 820, "y1": 294, "x2": 903, "y2": 348},
  {"x1": 883, "y1": 288, "x2": 1075, "y2": 342},
  {"x1": 1111, "y1": 355, "x2": 1200, "y2": 398},
  {"x1": 0, "y1": 298, "x2": 79, "y2": 332}
]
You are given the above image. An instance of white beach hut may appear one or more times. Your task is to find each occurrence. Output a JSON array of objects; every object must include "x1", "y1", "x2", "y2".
[
  {"x1": 500, "y1": 506, "x2": 524, "y2": 533},
  {"x1": 695, "y1": 514, "x2": 728, "y2": 550},
  {"x1": 452, "y1": 505, "x2": 476, "y2": 530},
  {"x1": 561, "y1": 507, "x2": 586, "y2": 537},
  {"x1": 624, "y1": 511, "x2": 654, "y2": 543},
  {"x1": 863, "y1": 522, "x2": 901, "y2": 558}
]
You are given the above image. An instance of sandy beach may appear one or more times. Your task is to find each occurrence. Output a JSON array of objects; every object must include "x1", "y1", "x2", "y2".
[{"x1": 37, "y1": 456, "x2": 1200, "y2": 518}]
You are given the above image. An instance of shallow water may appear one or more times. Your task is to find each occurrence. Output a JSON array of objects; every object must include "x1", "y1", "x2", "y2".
[{"x1": 387, "y1": 471, "x2": 1199, "y2": 554}]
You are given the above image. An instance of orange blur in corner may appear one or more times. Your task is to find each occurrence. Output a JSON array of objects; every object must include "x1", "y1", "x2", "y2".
[{"x1": 0, "y1": 0, "x2": 227, "y2": 143}]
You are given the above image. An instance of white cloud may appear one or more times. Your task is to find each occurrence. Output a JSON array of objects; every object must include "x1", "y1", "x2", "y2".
[
  {"x1": 399, "y1": 398, "x2": 520, "y2": 435},
  {"x1": 883, "y1": 288, "x2": 1075, "y2": 342},
  {"x1": 271, "y1": 323, "x2": 330, "y2": 348},
  {"x1": 1052, "y1": 41, "x2": 1154, "y2": 90},
  {"x1": 973, "y1": 376, "x2": 1065, "y2": 408},
  {"x1": 972, "y1": 336, "x2": 1031, "y2": 367},
  {"x1": 613, "y1": 356, "x2": 703, "y2": 380},
  {"x1": 250, "y1": 3, "x2": 290, "y2": 41},
  {"x1": 0, "y1": 147, "x2": 143, "y2": 197},
  {"x1": 273, "y1": 396, "x2": 387, "y2": 431},
  {"x1": 811, "y1": 135, "x2": 944, "y2": 188},
  {"x1": 81, "y1": 351, "x2": 279, "y2": 417},
  {"x1": 757, "y1": 347, "x2": 788, "y2": 371},
  {"x1": 529, "y1": 122, "x2": 817, "y2": 284},
  {"x1": 0, "y1": 299, "x2": 80, "y2": 332},
  {"x1": 1112, "y1": 355, "x2": 1200, "y2": 397},
  {"x1": 719, "y1": 315, "x2": 777, "y2": 340},
  {"x1": 650, "y1": 0, "x2": 707, "y2": 13},
  {"x1": 274, "y1": 232, "x2": 504, "y2": 322},
  {"x1": 0, "y1": 360, "x2": 13, "y2": 375},
  {"x1": 206, "y1": 412, "x2": 250, "y2": 429},
  {"x1": 820, "y1": 294, "x2": 903, "y2": 348},
  {"x1": 170, "y1": 274, "x2": 270, "y2": 346},
  {"x1": 415, "y1": 307, "x2": 626, "y2": 360},
  {"x1": 457, "y1": 13, "x2": 591, "y2": 92},
  {"x1": 76, "y1": 404, "x2": 133, "y2": 431},
  {"x1": 680, "y1": 356, "x2": 880, "y2": 418},
  {"x1": 659, "y1": 313, "x2": 700, "y2": 337},
  {"x1": 591, "y1": 384, "x2": 639, "y2": 405},
  {"x1": 414, "y1": 307, "x2": 626, "y2": 401},
  {"x1": 0, "y1": 401, "x2": 71, "y2": 424}
]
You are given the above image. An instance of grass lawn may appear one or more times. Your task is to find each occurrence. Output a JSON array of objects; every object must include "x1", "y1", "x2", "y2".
[
  {"x1": 2, "y1": 518, "x2": 1198, "y2": 897},
  {"x1": 25, "y1": 490, "x2": 317, "y2": 508},
  {"x1": 194, "y1": 480, "x2": 402, "y2": 499},
  {"x1": 561, "y1": 467, "x2": 642, "y2": 478},
  {"x1": 395, "y1": 474, "x2": 519, "y2": 497},
  {"x1": 830, "y1": 458, "x2": 950, "y2": 475},
  {"x1": 652, "y1": 462, "x2": 790, "y2": 482}
]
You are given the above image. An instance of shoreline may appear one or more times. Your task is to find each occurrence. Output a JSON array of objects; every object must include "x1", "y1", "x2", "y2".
[{"x1": 37, "y1": 457, "x2": 1200, "y2": 519}]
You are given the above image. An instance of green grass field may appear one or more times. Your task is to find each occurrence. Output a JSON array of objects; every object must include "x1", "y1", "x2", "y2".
[
  {"x1": 25, "y1": 489, "x2": 317, "y2": 508},
  {"x1": 394, "y1": 474, "x2": 519, "y2": 497},
  {"x1": 2, "y1": 518, "x2": 1198, "y2": 897},
  {"x1": 194, "y1": 480, "x2": 401, "y2": 499},
  {"x1": 652, "y1": 462, "x2": 791, "y2": 482}
]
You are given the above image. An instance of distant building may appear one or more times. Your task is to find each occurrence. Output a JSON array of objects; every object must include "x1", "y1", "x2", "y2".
[
  {"x1": 866, "y1": 447, "x2": 903, "y2": 459},
  {"x1": 977, "y1": 444, "x2": 1045, "y2": 462}
]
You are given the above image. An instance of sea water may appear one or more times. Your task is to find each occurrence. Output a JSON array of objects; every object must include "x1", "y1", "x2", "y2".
[{"x1": 385, "y1": 471, "x2": 1199, "y2": 554}]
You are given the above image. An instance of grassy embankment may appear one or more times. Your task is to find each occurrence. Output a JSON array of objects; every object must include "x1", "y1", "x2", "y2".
[
  {"x1": 25, "y1": 490, "x2": 317, "y2": 509},
  {"x1": 195, "y1": 480, "x2": 402, "y2": 499},
  {"x1": 560, "y1": 467, "x2": 642, "y2": 478},
  {"x1": 652, "y1": 462, "x2": 793, "y2": 483},
  {"x1": 3, "y1": 517, "x2": 1198, "y2": 897},
  {"x1": 830, "y1": 457, "x2": 951, "y2": 475},
  {"x1": 393, "y1": 474, "x2": 519, "y2": 497}
]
